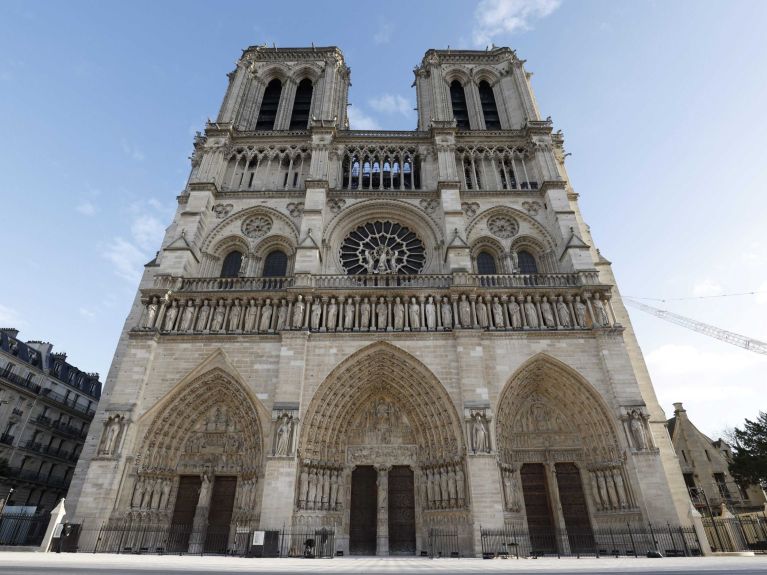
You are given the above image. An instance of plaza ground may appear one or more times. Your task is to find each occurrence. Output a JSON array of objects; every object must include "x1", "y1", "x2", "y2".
[{"x1": 0, "y1": 553, "x2": 766, "y2": 575}]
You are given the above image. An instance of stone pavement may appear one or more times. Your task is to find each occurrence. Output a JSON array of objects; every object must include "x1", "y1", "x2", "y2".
[{"x1": 0, "y1": 553, "x2": 766, "y2": 574}]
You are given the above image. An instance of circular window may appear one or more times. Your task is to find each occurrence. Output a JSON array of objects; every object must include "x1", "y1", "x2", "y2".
[{"x1": 340, "y1": 221, "x2": 426, "y2": 275}]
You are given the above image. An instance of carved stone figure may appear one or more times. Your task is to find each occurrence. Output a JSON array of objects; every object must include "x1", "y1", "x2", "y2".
[
  {"x1": 492, "y1": 297, "x2": 505, "y2": 328},
  {"x1": 447, "y1": 467, "x2": 457, "y2": 503},
  {"x1": 228, "y1": 300, "x2": 242, "y2": 330},
  {"x1": 310, "y1": 300, "x2": 322, "y2": 330},
  {"x1": 376, "y1": 297, "x2": 387, "y2": 329},
  {"x1": 343, "y1": 300, "x2": 355, "y2": 330},
  {"x1": 471, "y1": 411, "x2": 489, "y2": 453},
  {"x1": 441, "y1": 296, "x2": 453, "y2": 329},
  {"x1": 597, "y1": 471, "x2": 610, "y2": 509},
  {"x1": 556, "y1": 297, "x2": 571, "y2": 328},
  {"x1": 475, "y1": 297, "x2": 488, "y2": 328},
  {"x1": 408, "y1": 297, "x2": 420, "y2": 329},
  {"x1": 198, "y1": 472, "x2": 213, "y2": 508},
  {"x1": 508, "y1": 298, "x2": 522, "y2": 328},
  {"x1": 326, "y1": 298, "x2": 338, "y2": 330},
  {"x1": 510, "y1": 249, "x2": 519, "y2": 273},
  {"x1": 292, "y1": 295, "x2": 305, "y2": 328},
  {"x1": 196, "y1": 300, "x2": 210, "y2": 330},
  {"x1": 456, "y1": 467, "x2": 465, "y2": 505},
  {"x1": 393, "y1": 297, "x2": 404, "y2": 330},
  {"x1": 144, "y1": 297, "x2": 159, "y2": 329},
  {"x1": 425, "y1": 296, "x2": 436, "y2": 330},
  {"x1": 613, "y1": 469, "x2": 627, "y2": 508},
  {"x1": 590, "y1": 473, "x2": 603, "y2": 510},
  {"x1": 360, "y1": 298, "x2": 371, "y2": 329},
  {"x1": 238, "y1": 251, "x2": 249, "y2": 276},
  {"x1": 426, "y1": 469, "x2": 435, "y2": 508},
  {"x1": 211, "y1": 300, "x2": 226, "y2": 331},
  {"x1": 299, "y1": 467, "x2": 309, "y2": 507},
  {"x1": 321, "y1": 469, "x2": 331, "y2": 509},
  {"x1": 439, "y1": 467, "x2": 448, "y2": 508},
  {"x1": 574, "y1": 296, "x2": 587, "y2": 327},
  {"x1": 541, "y1": 297, "x2": 555, "y2": 328},
  {"x1": 244, "y1": 300, "x2": 257, "y2": 331},
  {"x1": 629, "y1": 410, "x2": 648, "y2": 450},
  {"x1": 179, "y1": 300, "x2": 195, "y2": 332},
  {"x1": 163, "y1": 301, "x2": 179, "y2": 331},
  {"x1": 503, "y1": 468, "x2": 519, "y2": 510},
  {"x1": 276, "y1": 300, "x2": 288, "y2": 330},
  {"x1": 259, "y1": 299, "x2": 273, "y2": 332},
  {"x1": 592, "y1": 296, "x2": 610, "y2": 327},
  {"x1": 275, "y1": 414, "x2": 292, "y2": 456},
  {"x1": 100, "y1": 418, "x2": 121, "y2": 455},
  {"x1": 524, "y1": 296, "x2": 539, "y2": 328},
  {"x1": 458, "y1": 295, "x2": 471, "y2": 327},
  {"x1": 329, "y1": 470, "x2": 339, "y2": 510},
  {"x1": 307, "y1": 469, "x2": 317, "y2": 509}
]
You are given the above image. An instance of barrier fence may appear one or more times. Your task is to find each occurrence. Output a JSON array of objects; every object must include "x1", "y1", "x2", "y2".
[
  {"x1": 0, "y1": 512, "x2": 51, "y2": 547},
  {"x1": 702, "y1": 514, "x2": 767, "y2": 553}
]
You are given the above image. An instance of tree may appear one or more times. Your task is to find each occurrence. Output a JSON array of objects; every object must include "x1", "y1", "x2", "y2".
[{"x1": 729, "y1": 411, "x2": 767, "y2": 489}]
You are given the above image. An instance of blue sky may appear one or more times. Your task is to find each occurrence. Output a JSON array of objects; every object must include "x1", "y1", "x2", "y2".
[{"x1": 1, "y1": 0, "x2": 765, "y2": 437}]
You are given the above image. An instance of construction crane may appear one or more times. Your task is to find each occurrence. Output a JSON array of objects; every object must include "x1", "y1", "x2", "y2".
[{"x1": 623, "y1": 298, "x2": 767, "y2": 356}]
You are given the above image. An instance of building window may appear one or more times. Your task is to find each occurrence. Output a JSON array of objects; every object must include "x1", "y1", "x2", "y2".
[
  {"x1": 220, "y1": 251, "x2": 243, "y2": 278},
  {"x1": 255, "y1": 79, "x2": 282, "y2": 130},
  {"x1": 704, "y1": 449, "x2": 711, "y2": 462},
  {"x1": 518, "y1": 250, "x2": 538, "y2": 274},
  {"x1": 262, "y1": 250, "x2": 288, "y2": 277},
  {"x1": 2, "y1": 362, "x2": 13, "y2": 377},
  {"x1": 476, "y1": 251, "x2": 498, "y2": 275},
  {"x1": 289, "y1": 78, "x2": 313, "y2": 130},
  {"x1": 714, "y1": 473, "x2": 730, "y2": 500},
  {"x1": 450, "y1": 80, "x2": 470, "y2": 129},
  {"x1": 682, "y1": 473, "x2": 696, "y2": 490},
  {"x1": 478, "y1": 80, "x2": 501, "y2": 129}
]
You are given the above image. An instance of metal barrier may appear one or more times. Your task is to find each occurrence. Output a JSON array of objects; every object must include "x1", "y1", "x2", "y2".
[
  {"x1": 0, "y1": 512, "x2": 51, "y2": 546},
  {"x1": 427, "y1": 528, "x2": 460, "y2": 558},
  {"x1": 702, "y1": 514, "x2": 767, "y2": 553}
]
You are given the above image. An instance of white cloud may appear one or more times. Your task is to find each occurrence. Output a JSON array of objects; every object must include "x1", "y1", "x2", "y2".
[
  {"x1": 756, "y1": 281, "x2": 767, "y2": 305},
  {"x1": 0, "y1": 304, "x2": 24, "y2": 327},
  {"x1": 374, "y1": 22, "x2": 392, "y2": 45},
  {"x1": 120, "y1": 138, "x2": 145, "y2": 161},
  {"x1": 131, "y1": 216, "x2": 166, "y2": 251},
  {"x1": 103, "y1": 238, "x2": 147, "y2": 282},
  {"x1": 78, "y1": 307, "x2": 96, "y2": 319},
  {"x1": 646, "y1": 344, "x2": 764, "y2": 378},
  {"x1": 692, "y1": 278, "x2": 723, "y2": 298},
  {"x1": 369, "y1": 94, "x2": 413, "y2": 117},
  {"x1": 347, "y1": 107, "x2": 381, "y2": 130},
  {"x1": 76, "y1": 200, "x2": 97, "y2": 216},
  {"x1": 472, "y1": 0, "x2": 561, "y2": 46}
]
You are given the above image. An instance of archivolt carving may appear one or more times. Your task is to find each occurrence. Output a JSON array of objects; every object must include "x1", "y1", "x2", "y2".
[
  {"x1": 299, "y1": 342, "x2": 465, "y2": 466},
  {"x1": 496, "y1": 354, "x2": 621, "y2": 466},
  {"x1": 201, "y1": 205, "x2": 298, "y2": 252},
  {"x1": 466, "y1": 206, "x2": 555, "y2": 251},
  {"x1": 135, "y1": 367, "x2": 265, "y2": 478}
]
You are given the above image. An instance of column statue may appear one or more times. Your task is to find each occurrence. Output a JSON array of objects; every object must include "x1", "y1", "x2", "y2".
[
  {"x1": 556, "y1": 297, "x2": 571, "y2": 327},
  {"x1": 244, "y1": 300, "x2": 258, "y2": 331},
  {"x1": 376, "y1": 297, "x2": 387, "y2": 330},
  {"x1": 524, "y1": 296, "x2": 539, "y2": 328},
  {"x1": 144, "y1": 297, "x2": 159, "y2": 329},
  {"x1": 163, "y1": 300, "x2": 179, "y2": 331},
  {"x1": 360, "y1": 298, "x2": 371, "y2": 329},
  {"x1": 343, "y1": 299, "x2": 355, "y2": 330},
  {"x1": 574, "y1": 296, "x2": 587, "y2": 327},
  {"x1": 458, "y1": 294, "x2": 471, "y2": 327},
  {"x1": 476, "y1": 296, "x2": 489, "y2": 328},
  {"x1": 441, "y1": 296, "x2": 453, "y2": 329},
  {"x1": 425, "y1": 296, "x2": 437, "y2": 330},
  {"x1": 276, "y1": 299, "x2": 288, "y2": 330},
  {"x1": 393, "y1": 297, "x2": 405, "y2": 330},
  {"x1": 327, "y1": 298, "x2": 338, "y2": 330},
  {"x1": 211, "y1": 300, "x2": 226, "y2": 331},
  {"x1": 228, "y1": 300, "x2": 242, "y2": 330},
  {"x1": 196, "y1": 300, "x2": 210, "y2": 330},
  {"x1": 541, "y1": 297, "x2": 555, "y2": 328},
  {"x1": 492, "y1": 297, "x2": 505, "y2": 328},
  {"x1": 471, "y1": 411, "x2": 489, "y2": 453},
  {"x1": 508, "y1": 297, "x2": 522, "y2": 328},
  {"x1": 292, "y1": 295, "x2": 305, "y2": 328},
  {"x1": 408, "y1": 297, "x2": 420, "y2": 329}
]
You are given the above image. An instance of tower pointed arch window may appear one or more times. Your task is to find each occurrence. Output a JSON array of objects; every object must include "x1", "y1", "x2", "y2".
[
  {"x1": 450, "y1": 80, "x2": 470, "y2": 130},
  {"x1": 220, "y1": 250, "x2": 243, "y2": 278},
  {"x1": 476, "y1": 251, "x2": 498, "y2": 275},
  {"x1": 289, "y1": 78, "x2": 313, "y2": 130},
  {"x1": 478, "y1": 80, "x2": 501, "y2": 129},
  {"x1": 256, "y1": 79, "x2": 282, "y2": 131},
  {"x1": 262, "y1": 250, "x2": 288, "y2": 277},
  {"x1": 518, "y1": 250, "x2": 538, "y2": 274}
]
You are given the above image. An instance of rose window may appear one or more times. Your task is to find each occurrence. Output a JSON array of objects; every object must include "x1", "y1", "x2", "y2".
[{"x1": 340, "y1": 221, "x2": 426, "y2": 275}]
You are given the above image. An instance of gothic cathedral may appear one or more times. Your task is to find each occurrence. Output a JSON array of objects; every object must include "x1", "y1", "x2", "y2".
[{"x1": 67, "y1": 46, "x2": 691, "y2": 556}]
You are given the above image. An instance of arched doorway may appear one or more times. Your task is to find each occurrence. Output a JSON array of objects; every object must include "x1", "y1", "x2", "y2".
[
  {"x1": 125, "y1": 363, "x2": 265, "y2": 553},
  {"x1": 297, "y1": 343, "x2": 467, "y2": 555},
  {"x1": 496, "y1": 355, "x2": 637, "y2": 553}
]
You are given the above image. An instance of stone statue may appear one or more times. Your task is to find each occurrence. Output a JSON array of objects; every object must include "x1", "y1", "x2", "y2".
[
  {"x1": 275, "y1": 414, "x2": 292, "y2": 456},
  {"x1": 292, "y1": 295, "x2": 305, "y2": 328},
  {"x1": 408, "y1": 297, "x2": 420, "y2": 329},
  {"x1": 299, "y1": 467, "x2": 309, "y2": 507},
  {"x1": 343, "y1": 300, "x2": 355, "y2": 330},
  {"x1": 360, "y1": 298, "x2": 371, "y2": 329},
  {"x1": 593, "y1": 296, "x2": 609, "y2": 327},
  {"x1": 605, "y1": 470, "x2": 618, "y2": 509},
  {"x1": 458, "y1": 294, "x2": 471, "y2": 327},
  {"x1": 439, "y1": 468, "x2": 448, "y2": 508},
  {"x1": 377, "y1": 468, "x2": 388, "y2": 510},
  {"x1": 471, "y1": 411, "x2": 489, "y2": 453},
  {"x1": 426, "y1": 469, "x2": 435, "y2": 508},
  {"x1": 376, "y1": 297, "x2": 387, "y2": 330},
  {"x1": 556, "y1": 297, "x2": 571, "y2": 328},
  {"x1": 476, "y1": 297, "x2": 489, "y2": 328},
  {"x1": 364, "y1": 250, "x2": 375, "y2": 274},
  {"x1": 321, "y1": 469, "x2": 330, "y2": 509},
  {"x1": 541, "y1": 297, "x2": 555, "y2": 328},
  {"x1": 144, "y1": 297, "x2": 158, "y2": 329},
  {"x1": 597, "y1": 471, "x2": 610, "y2": 509},
  {"x1": 425, "y1": 296, "x2": 437, "y2": 330},
  {"x1": 198, "y1": 472, "x2": 213, "y2": 508},
  {"x1": 243, "y1": 300, "x2": 256, "y2": 331},
  {"x1": 502, "y1": 469, "x2": 515, "y2": 510},
  {"x1": 307, "y1": 469, "x2": 318, "y2": 509},
  {"x1": 441, "y1": 297, "x2": 453, "y2": 329},
  {"x1": 196, "y1": 300, "x2": 210, "y2": 330},
  {"x1": 492, "y1": 297, "x2": 505, "y2": 328},
  {"x1": 510, "y1": 249, "x2": 519, "y2": 273},
  {"x1": 238, "y1": 251, "x2": 249, "y2": 276},
  {"x1": 629, "y1": 410, "x2": 647, "y2": 449},
  {"x1": 447, "y1": 467, "x2": 457, "y2": 504},
  {"x1": 310, "y1": 300, "x2": 322, "y2": 330},
  {"x1": 574, "y1": 296, "x2": 587, "y2": 327},
  {"x1": 228, "y1": 300, "x2": 242, "y2": 331},
  {"x1": 259, "y1": 299, "x2": 273, "y2": 332},
  {"x1": 508, "y1": 298, "x2": 522, "y2": 328},
  {"x1": 276, "y1": 300, "x2": 288, "y2": 330},
  {"x1": 131, "y1": 478, "x2": 145, "y2": 508},
  {"x1": 163, "y1": 300, "x2": 179, "y2": 331},
  {"x1": 100, "y1": 418, "x2": 120, "y2": 455},
  {"x1": 393, "y1": 297, "x2": 405, "y2": 330},
  {"x1": 590, "y1": 472, "x2": 603, "y2": 510},
  {"x1": 326, "y1": 298, "x2": 338, "y2": 330},
  {"x1": 211, "y1": 300, "x2": 226, "y2": 331},
  {"x1": 329, "y1": 470, "x2": 339, "y2": 510},
  {"x1": 613, "y1": 469, "x2": 627, "y2": 508},
  {"x1": 456, "y1": 467, "x2": 465, "y2": 505},
  {"x1": 524, "y1": 296, "x2": 539, "y2": 328}
]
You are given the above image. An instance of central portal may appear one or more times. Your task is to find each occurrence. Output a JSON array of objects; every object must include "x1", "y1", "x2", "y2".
[{"x1": 388, "y1": 466, "x2": 415, "y2": 554}]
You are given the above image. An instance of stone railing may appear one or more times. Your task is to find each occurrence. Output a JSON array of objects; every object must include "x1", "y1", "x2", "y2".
[
  {"x1": 313, "y1": 274, "x2": 452, "y2": 289},
  {"x1": 135, "y1": 286, "x2": 618, "y2": 336}
]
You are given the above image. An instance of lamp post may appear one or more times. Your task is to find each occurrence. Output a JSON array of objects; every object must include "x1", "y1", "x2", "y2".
[{"x1": 0, "y1": 487, "x2": 13, "y2": 516}]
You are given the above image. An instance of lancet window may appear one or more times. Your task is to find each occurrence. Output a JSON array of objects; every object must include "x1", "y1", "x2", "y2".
[
  {"x1": 220, "y1": 251, "x2": 243, "y2": 278},
  {"x1": 255, "y1": 79, "x2": 282, "y2": 130},
  {"x1": 340, "y1": 146, "x2": 420, "y2": 190},
  {"x1": 289, "y1": 79, "x2": 313, "y2": 130},
  {"x1": 456, "y1": 146, "x2": 538, "y2": 191},
  {"x1": 478, "y1": 81, "x2": 501, "y2": 129},
  {"x1": 262, "y1": 250, "x2": 288, "y2": 277},
  {"x1": 476, "y1": 251, "x2": 498, "y2": 275},
  {"x1": 517, "y1": 250, "x2": 538, "y2": 274},
  {"x1": 450, "y1": 80, "x2": 470, "y2": 129},
  {"x1": 223, "y1": 146, "x2": 310, "y2": 191}
]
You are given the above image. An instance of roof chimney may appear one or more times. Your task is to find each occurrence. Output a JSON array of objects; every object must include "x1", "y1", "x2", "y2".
[{"x1": 673, "y1": 402, "x2": 686, "y2": 415}]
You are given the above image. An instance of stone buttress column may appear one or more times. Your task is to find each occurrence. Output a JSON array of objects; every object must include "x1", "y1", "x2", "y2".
[{"x1": 376, "y1": 465, "x2": 390, "y2": 556}]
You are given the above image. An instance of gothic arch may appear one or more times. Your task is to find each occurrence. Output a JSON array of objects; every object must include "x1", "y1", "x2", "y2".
[
  {"x1": 201, "y1": 205, "x2": 299, "y2": 253},
  {"x1": 299, "y1": 342, "x2": 465, "y2": 465},
  {"x1": 471, "y1": 236, "x2": 506, "y2": 273},
  {"x1": 289, "y1": 63, "x2": 323, "y2": 84},
  {"x1": 443, "y1": 67, "x2": 472, "y2": 86},
  {"x1": 495, "y1": 354, "x2": 621, "y2": 466},
  {"x1": 466, "y1": 205, "x2": 556, "y2": 251},
  {"x1": 472, "y1": 67, "x2": 502, "y2": 86},
  {"x1": 253, "y1": 63, "x2": 291, "y2": 84}
]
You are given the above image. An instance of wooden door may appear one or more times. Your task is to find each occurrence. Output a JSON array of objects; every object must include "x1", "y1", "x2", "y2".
[
  {"x1": 388, "y1": 466, "x2": 415, "y2": 554},
  {"x1": 555, "y1": 463, "x2": 594, "y2": 552},
  {"x1": 170, "y1": 475, "x2": 201, "y2": 552},
  {"x1": 349, "y1": 466, "x2": 377, "y2": 555},
  {"x1": 204, "y1": 476, "x2": 237, "y2": 553},
  {"x1": 520, "y1": 463, "x2": 557, "y2": 554}
]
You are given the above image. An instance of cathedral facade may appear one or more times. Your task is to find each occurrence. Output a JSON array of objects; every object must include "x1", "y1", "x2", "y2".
[{"x1": 67, "y1": 45, "x2": 691, "y2": 556}]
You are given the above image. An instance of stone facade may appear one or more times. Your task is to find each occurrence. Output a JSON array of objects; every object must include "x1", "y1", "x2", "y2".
[
  {"x1": 668, "y1": 402, "x2": 767, "y2": 515},
  {"x1": 0, "y1": 328, "x2": 102, "y2": 512},
  {"x1": 66, "y1": 45, "x2": 692, "y2": 556}
]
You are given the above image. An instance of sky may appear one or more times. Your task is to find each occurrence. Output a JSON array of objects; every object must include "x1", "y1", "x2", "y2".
[{"x1": 0, "y1": 0, "x2": 765, "y2": 439}]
